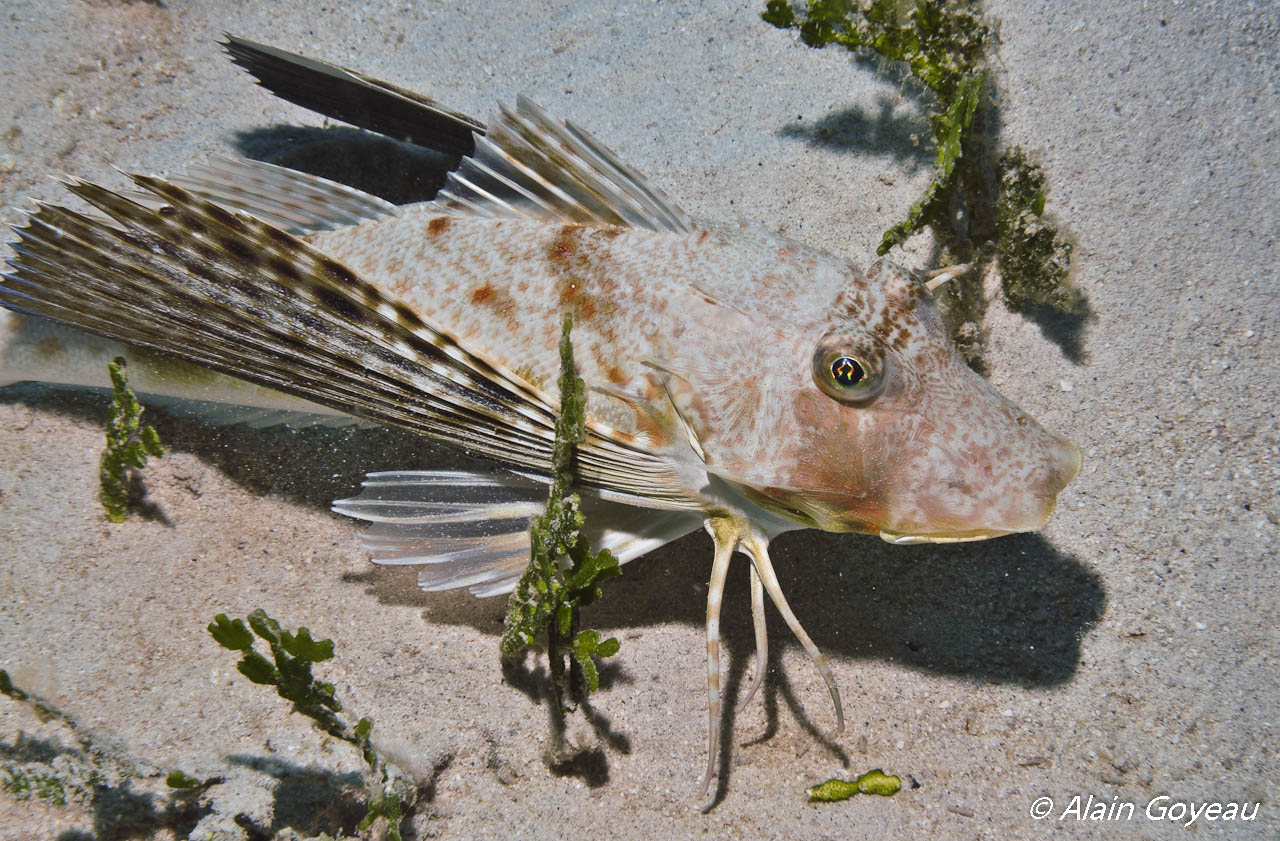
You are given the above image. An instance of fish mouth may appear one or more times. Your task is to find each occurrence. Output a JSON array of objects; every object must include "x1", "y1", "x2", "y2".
[
  {"x1": 877, "y1": 479, "x2": 1069, "y2": 546},
  {"x1": 877, "y1": 527, "x2": 1014, "y2": 545}
]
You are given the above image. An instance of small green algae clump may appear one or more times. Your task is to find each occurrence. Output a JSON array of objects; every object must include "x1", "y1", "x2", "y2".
[
  {"x1": 763, "y1": 0, "x2": 993, "y2": 254},
  {"x1": 163, "y1": 769, "x2": 202, "y2": 791},
  {"x1": 763, "y1": 0, "x2": 1082, "y2": 359},
  {"x1": 209, "y1": 610, "x2": 416, "y2": 841},
  {"x1": 806, "y1": 768, "x2": 902, "y2": 802},
  {"x1": 1, "y1": 668, "x2": 208, "y2": 815},
  {"x1": 502, "y1": 314, "x2": 622, "y2": 753},
  {"x1": 99, "y1": 356, "x2": 164, "y2": 522},
  {"x1": 995, "y1": 147, "x2": 1078, "y2": 313},
  {"x1": 1, "y1": 671, "x2": 107, "y2": 807}
]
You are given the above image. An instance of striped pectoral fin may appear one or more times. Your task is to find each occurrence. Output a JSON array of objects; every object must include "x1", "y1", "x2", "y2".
[
  {"x1": 3, "y1": 173, "x2": 570, "y2": 464},
  {"x1": 333, "y1": 469, "x2": 702, "y2": 597},
  {"x1": 2, "y1": 172, "x2": 703, "y2": 507}
]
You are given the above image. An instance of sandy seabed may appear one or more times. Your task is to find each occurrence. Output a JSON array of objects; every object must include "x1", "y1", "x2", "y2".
[{"x1": 0, "y1": 0, "x2": 1276, "y2": 838}]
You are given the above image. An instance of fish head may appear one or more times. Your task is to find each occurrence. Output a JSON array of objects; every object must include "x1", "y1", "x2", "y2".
[{"x1": 694, "y1": 258, "x2": 1080, "y2": 543}]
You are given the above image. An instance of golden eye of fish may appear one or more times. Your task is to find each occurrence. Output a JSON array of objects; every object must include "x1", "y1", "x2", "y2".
[
  {"x1": 830, "y1": 356, "x2": 866, "y2": 387},
  {"x1": 813, "y1": 336, "x2": 885, "y2": 404}
]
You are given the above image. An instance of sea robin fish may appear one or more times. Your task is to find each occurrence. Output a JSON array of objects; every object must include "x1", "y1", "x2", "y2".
[{"x1": 0, "y1": 37, "x2": 1080, "y2": 800}]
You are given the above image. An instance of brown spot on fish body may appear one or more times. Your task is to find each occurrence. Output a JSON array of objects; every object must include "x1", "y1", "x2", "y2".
[
  {"x1": 427, "y1": 216, "x2": 451, "y2": 237},
  {"x1": 606, "y1": 365, "x2": 628, "y2": 385},
  {"x1": 892, "y1": 327, "x2": 911, "y2": 352},
  {"x1": 548, "y1": 225, "x2": 580, "y2": 263},
  {"x1": 469, "y1": 281, "x2": 520, "y2": 333}
]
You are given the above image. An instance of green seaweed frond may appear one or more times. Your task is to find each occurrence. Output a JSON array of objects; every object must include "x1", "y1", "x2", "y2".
[
  {"x1": 764, "y1": 0, "x2": 1082, "y2": 353},
  {"x1": 764, "y1": 0, "x2": 993, "y2": 249},
  {"x1": 209, "y1": 610, "x2": 415, "y2": 841},
  {"x1": 501, "y1": 314, "x2": 621, "y2": 741},
  {"x1": 995, "y1": 147, "x2": 1078, "y2": 313},
  {"x1": 2, "y1": 756, "x2": 102, "y2": 807},
  {"x1": 0, "y1": 669, "x2": 157, "y2": 811},
  {"x1": 1, "y1": 671, "x2": 105, "y2": 807},
  {"x1": 806, "y1": 768, "x2": 902, "y2": 802},
  {"x1": 99, "y1": 356, "x2": 164, "y2": 523},
  {"x1": 879, "y1": 69, "x2": 984, "y2": 255}
]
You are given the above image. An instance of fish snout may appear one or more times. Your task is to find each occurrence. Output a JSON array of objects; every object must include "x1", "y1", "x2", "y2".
[
  {"x1": 1046, "y1": 430, "x2": 1082, "y2": 497},
  {"x1": 877, "y1": 411, "x2": 1081, "y2": 545}
]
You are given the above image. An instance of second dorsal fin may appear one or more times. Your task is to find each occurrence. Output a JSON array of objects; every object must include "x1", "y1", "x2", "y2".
[{"x1": 433, "y1": 96, "x2": 696, "y2": 233}]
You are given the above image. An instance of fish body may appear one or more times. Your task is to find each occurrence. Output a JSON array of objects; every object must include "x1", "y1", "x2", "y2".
[
  {"x1": 0, "y1": 37, "x2": 1079, "y2": 802},
  {"x1": 312, "y1": 208, "x2": 1076, "y2": 538}
]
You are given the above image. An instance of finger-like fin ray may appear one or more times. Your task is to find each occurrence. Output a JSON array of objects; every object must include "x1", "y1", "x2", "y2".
[{"x1": 698, "y1": 514, "x2": 845, "y2": 805}]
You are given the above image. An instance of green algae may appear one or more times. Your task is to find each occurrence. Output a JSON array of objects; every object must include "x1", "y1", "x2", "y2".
[
  {"x1": 209, "y1": 610, "x2": 415, "y2": 841},
  {"x1": 99, "y1": 356, "x2": 164, "y2": 523},
  {"x1": 806, "y1": 768, "x2": 902, "y2": 802},
  {"x1": 502, "y1": 314, "x2": 622, "y2": 759},
  {"x1": 764, "y1": 0, "x2": 1083, "y2": 360}
]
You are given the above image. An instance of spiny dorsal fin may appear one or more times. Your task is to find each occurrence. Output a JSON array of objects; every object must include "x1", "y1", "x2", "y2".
[
  {"x1": 434, "y1": 96, "x2": 696, "y2": 233},
  {"x1": 221, "y1": 36, "x2": 692, "y2": 233},
  {"x1": 223, "y1": 34, "x2": 483, "y2": 157}
]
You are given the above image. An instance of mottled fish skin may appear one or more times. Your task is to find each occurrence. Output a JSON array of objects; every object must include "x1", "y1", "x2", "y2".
[{"x1": 308, "y1": 208, "x2": 1080, "y2": 540}]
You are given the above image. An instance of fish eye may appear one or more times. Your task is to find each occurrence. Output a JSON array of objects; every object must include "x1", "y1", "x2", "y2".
[
  {"x1": 813, "y1": 334, "x2": 885, "y2": 404},
  {"x1": 830, "y1": 356, "x2": 866, "y2": 387}
]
